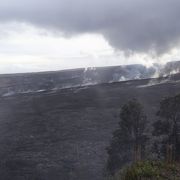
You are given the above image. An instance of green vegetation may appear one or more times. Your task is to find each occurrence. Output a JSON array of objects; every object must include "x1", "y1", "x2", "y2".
[
  {"x1": 153, "y1": 94, "x2": 180, "y2": 162},
  {"x1": 113, "y1": 161, "x2": 180, "y2": 180},
  {"x1": 106, "y1": 94, "x2": 180, "y2": 179},
  {"x1": 106, "y1": 99, "x2": 147, "y2": 175}
]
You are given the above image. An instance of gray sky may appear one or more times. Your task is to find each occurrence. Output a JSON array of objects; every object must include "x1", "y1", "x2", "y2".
[{"x1": 0, "y1": 0, "x2": 180, "y2": 73}]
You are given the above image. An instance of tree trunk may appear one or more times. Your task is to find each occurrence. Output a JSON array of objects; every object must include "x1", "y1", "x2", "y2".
[
  {"x1": 166, "y1": 144, "x2": 173, "y2": 164},
  {"x1": 137, "y1": 144, "x2": 142, "y2": 161},
  {"x1": 134, "y1": 144, "x2": 141, "y2": 162}
]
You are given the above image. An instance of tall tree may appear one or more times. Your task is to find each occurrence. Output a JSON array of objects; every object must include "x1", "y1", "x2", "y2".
[
  {"x1": 153, "y1": 94, "x2": 180, "y2": 162},
  {"x1": 106, "y1": 99, "x2": 147, "y2": 175}
]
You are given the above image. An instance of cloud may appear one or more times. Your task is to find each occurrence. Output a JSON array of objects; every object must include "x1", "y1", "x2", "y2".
[{"x1": 0, "y1": 0, "x2": 180, "y2": 55}]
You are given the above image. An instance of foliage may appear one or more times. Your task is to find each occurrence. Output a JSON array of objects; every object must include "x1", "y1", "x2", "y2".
[
  {"x1": 106, "y1": 94, "x2": 180, "y2": 179},
  {"x1": 112, "y1": 161, "x2": 180, "y2": 180},
  {"x1": 106, "y1": 99, "x2": 147, "y2": 175},
  {"x1": 153, "y1": 94, "x2": 180, "y2": 162}
]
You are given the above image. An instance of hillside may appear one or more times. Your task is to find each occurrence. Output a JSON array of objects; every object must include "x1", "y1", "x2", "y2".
[
  {"x1": 0, "y1": 70, "x2": 180, "y2": 179},
  {"x1": 1, "y1": 61, "x2": 180, "y2": 97}
]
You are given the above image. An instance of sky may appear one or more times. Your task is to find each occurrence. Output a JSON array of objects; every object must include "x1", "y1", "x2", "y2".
[{"x1": 1, "y1": 0, "x2": 180, "y2": 73}]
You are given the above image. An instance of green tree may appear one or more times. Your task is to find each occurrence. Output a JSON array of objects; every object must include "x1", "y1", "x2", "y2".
[
  {"x1": 106, "y1": 99, "x2": 147, "y2": 175},
  {"x1": 153, "y1": 94, "x2": 180, "y2": 163}
]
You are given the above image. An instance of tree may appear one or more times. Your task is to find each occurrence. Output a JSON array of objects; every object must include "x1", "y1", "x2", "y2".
[
  {"x1": 106, "y1": 99, "x2": 147, "y2": 175},
  {"x1": 153, "y1": 94, "x2": 180, "y2": 163}
]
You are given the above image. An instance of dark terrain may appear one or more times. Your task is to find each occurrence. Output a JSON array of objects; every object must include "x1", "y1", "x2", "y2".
[
  {"x1": 1, "y1": 61, "x2": 180, "y2": 97},
  {"x1": 0, "y1": 63, "x2": 180, "y2": 180}
]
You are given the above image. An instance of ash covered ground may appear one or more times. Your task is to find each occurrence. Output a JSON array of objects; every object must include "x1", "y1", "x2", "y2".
[{"x1": 0, "y1": 63, "x2": 180, "y2": 180}]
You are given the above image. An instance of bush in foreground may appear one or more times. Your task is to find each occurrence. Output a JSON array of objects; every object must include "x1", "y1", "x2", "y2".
[{"x1": 109, "y1": 161, "x2": 180, "y2": 180}]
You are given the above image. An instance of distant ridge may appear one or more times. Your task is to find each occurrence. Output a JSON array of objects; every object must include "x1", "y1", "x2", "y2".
[{"x1": 0, "y1": 61, "x2": 180, "y2": 97}]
